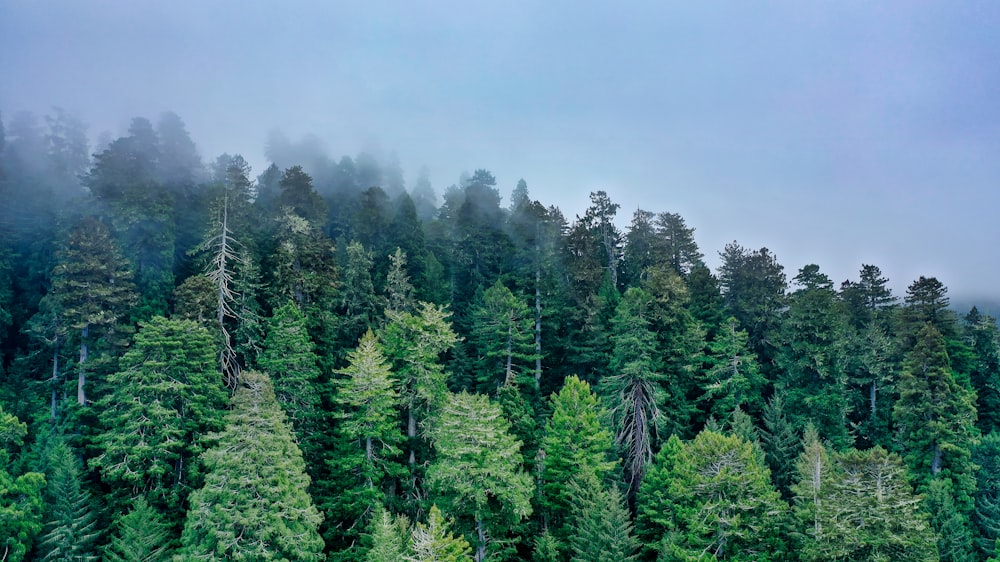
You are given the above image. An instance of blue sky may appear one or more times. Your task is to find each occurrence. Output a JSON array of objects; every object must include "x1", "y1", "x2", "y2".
[{"x1": 2, "y1": 1, "x2": 999, "y2": 298}]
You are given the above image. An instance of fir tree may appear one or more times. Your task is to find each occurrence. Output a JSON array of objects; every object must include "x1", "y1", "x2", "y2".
[
  {"x1": 365, "y1": 505, "x2": 411, "y2": 562},
  {"x1": 176, "y1": 371, "x2": 325, "y2": 561},
  {"x1": 36, "y1": 440, "x2": 100, "y2": 562},
  {"x1": 103, "y1": 496, "x2": 171, "y2": 562},
  {"x1": 565, "y1": 471, "x2": 638, "y2": 562},
  {"x1": 406, "y1": 505, "x2": 473, "y2": 562}
]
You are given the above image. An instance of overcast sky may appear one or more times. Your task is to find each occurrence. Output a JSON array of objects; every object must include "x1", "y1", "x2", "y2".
[{"x1": 2, "y1": 1, "x2": 999, "y2": 298}]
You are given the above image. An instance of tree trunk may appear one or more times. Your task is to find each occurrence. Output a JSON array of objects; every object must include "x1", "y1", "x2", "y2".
[
  {"x1": 534, "y1": 267, "x2": 542, "y2": 389},
  {"x1": 51, "y1": 336, "x2": 60, "y2": 421},
  {"x1": 77, "y1": 325, "x2": 88, "y2": 405},
  {"x1": 408, "y1": 405, "x2": 417, "y2": 466},
  {"x1": 870, "y1": 381, "x2": 877, "y2": 417},
  {"x1": 931, "y1": 444, "x2": 942, "y2": 475},
  {"x1": 476, "y1": 518, "x2": 487, "y2": 562}
]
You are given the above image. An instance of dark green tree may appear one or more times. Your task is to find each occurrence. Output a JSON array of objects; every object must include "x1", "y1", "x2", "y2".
[
  {"x1": 469, "y1": 280, "x2": 538, "y2": 391},
  {"x1": 974, "y1": 432, "x2": 1000, "y2": 558},
  {"x1": 717, "y1": 242, "x2": 786, "y2": 362},
  {"x1": 654, "y1": 212, "x2": 703, "y2": 278},
  {"x1": 36, "y1": 440, "x2": 100, "y2": 561},
  {"x1": 699, "y1": 317, "x2": 763, "y2": 422},
  {"x1": 103, "y1": 496, "x2": 171, "y2": 562},
  {"x1": 279, "y1": 165, "x2": 327, "y2": 225},
  {"x1": 565, "y1": 471, "x2": 639, "y2": 562}
]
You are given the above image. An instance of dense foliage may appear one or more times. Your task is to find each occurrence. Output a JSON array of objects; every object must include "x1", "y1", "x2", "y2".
[{"x1": 1, "y1": 108, "x2": 998, "y2": 560}]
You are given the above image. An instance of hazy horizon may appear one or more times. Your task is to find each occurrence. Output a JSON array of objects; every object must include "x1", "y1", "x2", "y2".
[{"x1": 3, "y1": 1, "x2": 999, "y2": 300}]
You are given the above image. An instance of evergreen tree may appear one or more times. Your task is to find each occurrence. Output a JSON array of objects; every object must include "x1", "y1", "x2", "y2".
[
  {"x1": 540, "y1": 375, "x2": 616, "y2": 534},
  {"x1": 103, "y1": 496, "x2": 171, "y2": 562},
  {"x1": 176, "y1": 371, "x2": 325, "y2": 561},
  {"x1": 406, "y1": 505, "x2": 473, "y2": 562},
  {"x1": 975, "y1": 432, "x2": 1000, "y2": 559},
  {"x1": 258, "y1": 301, "x2": 322, "y2": 450},
  {"x1": 51, "y1": 216, "x2": 137, "y2": 406},
  {"x1": 385, "y1": 247, "x2": 416, "y2": 314},
  {"x1": 468, "y1": 280, "x2": 538, "y2": 391},
  {"x1": 600, "y1": 287, "x2": 664, "y2": 497},
  {"x1": 759, "y1": 393, "x2": 801, "y2": 498},
  {"x1": 622, "y1": 209, "x2": 656, "y2": 287},
  {"x1": 91, "y1": 316, "x2": 226, "y2": 517},
  {"x1": 965, "y1": 308, "x2": 1000, "y2": 434},
  {"x1": 717, "y1": 242, "x2": 786, "y2": 363},
  {"x1": 699, "y1": 316, "x2": 762, "y2": 422},
  {"x1": 365, "y1": 505, "x2": 411, "y2": 562},
  {"x1": 327, "y1": 330, "x2": 404, "y2": 552},
  {"x1": 36, "y1": 440, "x2": 100, "y2": 562},
  {"x1": 636, "y1": 430, "x2": 788, "y2": 560},
  {"x1": 425, "y1": 391, "x2": 534, "y2": 561},
  {"x1": 565, "y1": 471, "x2": 639, "y2": 562},
  {"x1": 279, "y1": 165, "x2": 327, "y2": 225},
  {"x1": 0, "y1": 406, "x2": 45, "y2": 562},
  {"x1": 339, "y1": 240, "x2": 382, "y2": 347},
  {"x1": 654, "y1": 211, "x2": 703, "y2": 278}
]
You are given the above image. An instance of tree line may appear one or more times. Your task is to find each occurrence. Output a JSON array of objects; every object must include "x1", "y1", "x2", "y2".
[{"x1": 1, "y1": 108, "x2": 998, "y2": 561}]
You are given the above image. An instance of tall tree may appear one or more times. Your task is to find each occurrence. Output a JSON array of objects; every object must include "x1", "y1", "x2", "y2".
[
  {"x1": 406, "y1": 505, "x2": 474, "y2": 562},
  {"x1": 540, "y1": 376, "x2": 616, "y2": 534},
  {"x1": 469, "y1": 280, "x2": 538, "y2": 391},
  {"x1": 176, "y1": 371, "x2": 325, "y2": 561},
  {"x1": 50, "y1": 216, "x2": 137, "y2": 406},
  {"x1": 565, "y1": 471, "x2": 639, "y2": 562},
  {"x1": 654, "y1": 211, "x2": 703, "y2": 278},
  {"x1": 600, "y1": 287, "x2": 664, "y2": 497},
  {"x1": 35, "y1": 440, "x2": 100, "y2": 561},
  {"x1": 425, "y1": 391, "x2": 534, "y2": 561},
  {"x1": 91, "y1": 316, "x2": 226, "y2": 517},
  {"x1": 698, "y1": 317, "x2": 763, "y2": 422},
  {"x1": 103, "y1": 497, "x2": 171, "y2": 562},
  {"x1": 0, "y1": 405, "x2": 46, "y2": 562},
  {"x1": 717, "y1": 242, "x2": 787, "y2": 362}
]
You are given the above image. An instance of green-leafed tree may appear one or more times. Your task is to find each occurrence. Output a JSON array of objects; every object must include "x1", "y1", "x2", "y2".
[
  {"x1": 565, "y1": 471, "x2": 639, "y2": 562},
  {"x1": 339, "y1": 240, "x2": 382, "y2": 349},
  {"x1": 326, "y1": 330, "x2": 404, "y2": 555},
  {"x1": 103, "y1": 496, "x2": 171, "y2": 562},
  {"x1": 176, "y1": 371, "x2": 324, "y2": 561},
  {"x1": 365, "y1": 505, "x2": 411, "y2": 562},
  {"x1": 965, "y1": 308, "x2": 1000, "y2": 434},
  {"x1": 717, "y1": 242, "x2": 786, "y2": 367},
  {"x1": 893, "y1": 322, "x2": 978, "y2": 561},
  {"x1": 600, "y1": 287, "x2": 664, "y2": 498},
  {"x1": 654, "y1": 212, "x2": 703, "y2": 278},
  {"x1": 637, "y1": 430, "x2": 788, "y2": 560},
  {"x1": 540, "y1": 375, "x2": 616, "y2": 535},
  {"x1": 91, "y1": 316, "x2": 226, "y2": 517},
  {"x1": 50, "y1": 215, "x2": 137, "y2": 406},
  {"x1": 469, "y1": 280, "x2": 538, "y2": 391},
  {"x1": 774, "y1": 265, "x2": 852, "y2": 449},
  {"x1": 425, "y1": 391, "x2": 534, "y2": 561},
  {"x1": 279, "y1": 165, "x2": 328, "y2": 225},
  {"x1": 0, "y1": 406, "x2": 46, "y2": 562},
  {"x1": 975, "y1": 432, "x2": 1000, "y2": 559},
  {"x1": 258, "y1": 301, "x2": 323, "y2": 456},
  {"x1": 36, "y1": 440, "x2": 100, "y2": 561},
  {"x1": 406, "y1": 505, "x2": 473, "y2": 562},
  {"x1": 699, "y1": 317, "x2": 762, "y2": 423},
  {"x1": 385, "y1": 247, "x2": 416, "y2": 314},
  {"x1": 759, "y1": 393, "x2": 801, "y2": 498}
]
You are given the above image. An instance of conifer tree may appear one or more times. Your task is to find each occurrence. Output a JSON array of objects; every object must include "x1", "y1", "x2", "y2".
[
  {"x1": 540, "y1": 376, "x2": 616, "y2": 533},
  {"x1": 0, "y1": 406, "x2": 45, "y2": 562},
  {"x1": 699, "y1": 316, "x2": 762, "y2": 421},
  {"x1": 365, "y1": 505, "x2": 411, "y2": 562},
  {"x1": 469, "y1": 280, "x2": 538, "y2": 391},
  {"x1": 425, "y1": 391, "x2": 533, "y2": 561},
  {"x1": 975, "y1": 432, "x2": 1000, "y2": 559},
  {"x1": 565, "y1": 472, "x2": 639, "y2": 562},
  {"x1": 760, "y1": 393, "x2": 802, "y2": 498},
  {"x1": 176, "y1": 371, "x2": 324, "y2": 561},
  {"x1": 50, "y1": 216, "x2": 137, "y2": 406},
  {"x1": 103, "y1": 497, "x2": 171, "y2": 562},
  {"x1": 36, "y1": 440, "x2": 100, "y2": 561},
  {"x1": 406, "y1": 505, "x2": 473, "y2": 562},
  {"x1": 91, "y1": 316, "x2": 226, "y2": 516},
  {"x1": 385, "y1": 247, "x2": 416, "y2": 314}
]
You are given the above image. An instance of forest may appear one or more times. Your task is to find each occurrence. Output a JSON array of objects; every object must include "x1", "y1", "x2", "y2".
[{"x1": 0, "y1": 108, "x2": 998, "y2": 562}]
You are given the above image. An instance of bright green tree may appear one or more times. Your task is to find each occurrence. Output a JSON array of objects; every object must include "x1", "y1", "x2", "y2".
[
  {"x1": 365, "y1": 505, "x2": 411, "y2": 562},
  {"x1": 425, "y1": 391, "x2": 534, "y2": 561},
  {"x1": 91, "y1": 316, "x2": 226, "y2": 517},
  {"x1": 176, "y1": 371, "x2": 324, "y2": 561},
  {"x1": 540, "y1": 376, "x2": 616, "y2": 534},
  {"x1": 326, "y1": 330, "x2": 404, "y2": 553},
  {"x1": 0, "y1": 406, "x2": 46, "y2": 562},
  {"x1": 699, "y1": 317, "x2": 762, "y2": 422},
  {"x1": 637, "y1": 430, "x2": 788, "y2": 560},
  {"x1": 406, "y1": 505, "x2": 473, "y2": 562},
  {"x1": 103, "y1": 496, "x2": 171, "y2": 562}
]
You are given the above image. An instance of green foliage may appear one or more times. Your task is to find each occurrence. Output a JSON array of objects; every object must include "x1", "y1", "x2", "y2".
[
  {"x1": 425, "y1": 391, "x2": 534, "y2": 559},
  {"x1": 540, "y1": 375, "x2": 616, "y2": 533},
  {"x1": 406, "y1": 505, "x2": 473, "y2": 562},
  {"x1": 601, "y1": 287, "x2": 664, "y2": 496},
  {"x1": 975, "y1": 432, "x2": 1000, "y2": 558},
  {"x1": 91, "y1": 316, "x2": 226, "y2": 516},
  {"x1": 469, "y1": 280, "x2": 538, "y2": 391},
  {"x1": 36, "y1": 440, "x2": 100, "y2": 561},
  {"x1": 0, "y1": 406, "x2": 46, "y2": 562},
  {"x1": 258, "y1": 301, "x2": 322, "y2": 443},
  {"x1": 176, "y1": 371, "x2": 324, "y2": 561},
  {"x1": 279, "y1": 165, "x2": 327, "y2": 225},
  {"x1": 791, "y1": 438, "x2": 937, "y2": 561},
  {"x1": 759, "y1": 394, "x2": 801, "y2": 498},
  {"x1": 103, "y1": 496, "x2": 171, "y2": 562},
  {"x1": 565, "y1": 471, "x2": 639, "y2": 562},
  {"x1": 365, "y1": 505, "x2": 411, "y2": 562},
  {"x1": 699, "y1": 317, "x2": 762, "y2": 421},
  {"x1": 637, "y1": 430, "x2": 788, "y2": 560}
]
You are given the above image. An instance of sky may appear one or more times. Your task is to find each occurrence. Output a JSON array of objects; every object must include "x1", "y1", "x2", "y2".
[{"x1": 2, "y1": 1, "x2": 999, "y2": 299}]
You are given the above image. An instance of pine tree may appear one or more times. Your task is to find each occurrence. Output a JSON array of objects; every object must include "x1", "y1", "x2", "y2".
[
  {"x1": 103, "y1": 496, "x2": 171, "y2": 562},
  {"x1": 36, "y1": 440, "x2": 100, "y2": 561},
  {"x1": 540, "y1": 376, "x2": 616, "y2": 534},
  {"x1": 425, "y1": 391, "x2": 533, "y2": 561},
  {"x1": 91, "y1": 316, "x2": 226, "y2": 517},
  {"x1": 565, "y1": 472, "x2": 639, "y2": 562},
  {"x1": 406, "y1": 505, "x2": 473, "y2": 562},
  {"x1": 176, "y1": 371, "x2": 324, "y2": 561}
]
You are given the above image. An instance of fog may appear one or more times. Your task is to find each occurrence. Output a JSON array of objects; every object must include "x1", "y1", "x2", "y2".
[{"x1": 2, "y1": 1, "x2": 999, "y2": 299}]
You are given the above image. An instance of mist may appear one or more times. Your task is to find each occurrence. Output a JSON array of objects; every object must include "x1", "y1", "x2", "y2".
[{"x1": 2, "y1": 1, "x2": 999, "y2": 300}]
